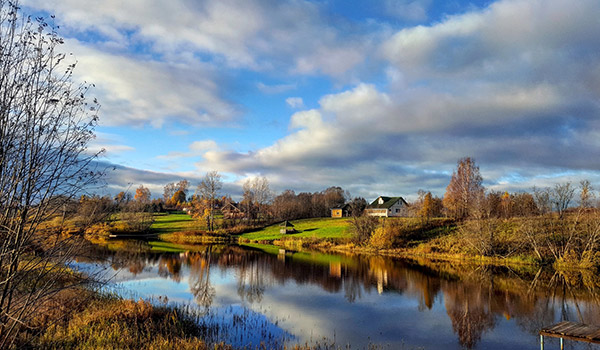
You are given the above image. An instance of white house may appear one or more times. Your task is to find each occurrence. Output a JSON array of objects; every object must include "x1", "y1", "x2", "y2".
[{"x1": 365, "y1": 196, "x2": 409, "y2": 217}]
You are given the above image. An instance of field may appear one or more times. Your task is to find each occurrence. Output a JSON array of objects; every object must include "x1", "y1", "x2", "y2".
[
  {"x1": 238, "y1": 217, "x2": 353, "y2": 241},
  {"x1": 150, "y1": 212, "x2": 198, "y2": 234}
]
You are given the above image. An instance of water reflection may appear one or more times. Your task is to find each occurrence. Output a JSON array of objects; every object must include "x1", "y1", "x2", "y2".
[{"x1": 76, "y1": 241, "x2": 600, "y2": 349}]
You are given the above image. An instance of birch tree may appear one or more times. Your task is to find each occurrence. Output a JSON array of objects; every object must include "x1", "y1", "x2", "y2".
[
  {"x1": 443, "y1": 157, "x2": 484, "y2": 219},
  {"x1": 196, "y1": 171, "x2": 222, "y2": 231}
]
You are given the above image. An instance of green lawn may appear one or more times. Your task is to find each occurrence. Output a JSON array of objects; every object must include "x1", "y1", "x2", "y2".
[
  {"x1": 239, "y1": 217, "x2": 353, "y2": 241},
  {"x1": 150, "y1": 213, "x2": 199, "y2": 234}
]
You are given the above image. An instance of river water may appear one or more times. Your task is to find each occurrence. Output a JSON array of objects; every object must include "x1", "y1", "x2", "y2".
[{"x1": 74, "y1": 240, "x2": 600, "y2": 349}]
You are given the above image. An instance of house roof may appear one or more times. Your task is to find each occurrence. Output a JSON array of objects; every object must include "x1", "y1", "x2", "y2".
[
  {"x1": 367, "y1": 196, "x2": 408, "y2": 209},
  {"x1": 222, "y1": 202, "x2": 242, "y2": 212},
  {"x1": 279, "y1": 220, "x2": 294, "y2": 227}
]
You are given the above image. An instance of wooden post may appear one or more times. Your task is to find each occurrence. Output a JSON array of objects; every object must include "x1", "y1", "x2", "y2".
[
  {"x1": 540, "y1": 335, "x2": 544, "y2": 350},
  {"x1": 560, "y1": 337, "x2": 563, "y2": 350}
]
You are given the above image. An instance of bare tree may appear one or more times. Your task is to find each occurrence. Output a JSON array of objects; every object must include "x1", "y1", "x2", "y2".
[
  {"x1": 163, "y1": 182, "x2": 177, "y2": 204},
  {"x1": 533, "y1": 186, "x2": 552, "y2": 215},
  {"x1": 351, "y1": 216, "x2": 379, "y2": 244},
  {"x1": 0, "y1": 3, "x2": 101, "y2": 346},
  {"x1": 579, "y1": 180, "x2": 594, "y2": 209},
  {"x1": 176, "y1": 179, "x2": 190, "y2": 195},
  {"x1": 196, "y1": 171, "x2": 222, "y2": 231},
  {"x1": 348, "y1": 197, "x2": 367, "y2": 217},
  {"x1": 552, "y1": 182, "x2": 574, "y2": 218},
  {"x1": 242, "y1": 176, "x2": 273, "y2": 223}
]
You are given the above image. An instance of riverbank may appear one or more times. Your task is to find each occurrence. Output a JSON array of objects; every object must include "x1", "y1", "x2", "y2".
[
  {"x1": 18, "y1": 258, "x2": 370, "y2": 350},
  {"x1": 94, "y1": 211, "x2": 600, "y2": 271},
  {"x1": 234, "y1": 213, "x2": 600, "y2": 271}
]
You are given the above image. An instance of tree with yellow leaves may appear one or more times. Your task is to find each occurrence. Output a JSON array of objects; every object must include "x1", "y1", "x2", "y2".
[
  {"x1": 443, "y1": 157, "x2": 484, "y2": 219},
  {"x1": 134, "y1": 185, "x2": 151, "y2": 204},
  {"x1": 419, "y1": 192, "x2": 434, "y2": 222}
]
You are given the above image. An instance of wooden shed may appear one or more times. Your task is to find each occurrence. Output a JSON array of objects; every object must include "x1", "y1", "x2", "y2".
[{"x1": 331, "y1": 204, "x2": 350, "y2": 218}]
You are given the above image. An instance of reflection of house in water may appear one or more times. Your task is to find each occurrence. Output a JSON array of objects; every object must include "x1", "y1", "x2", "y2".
[
  {"x1": 329, "y1": 262, "x2": 341, "y2": 278},
  {"x1": 89, "y1": 241, "x2": 600, "y2": 350},
  {"x1": 374, "y1": 267, "x2": 388, "y2": 294}
]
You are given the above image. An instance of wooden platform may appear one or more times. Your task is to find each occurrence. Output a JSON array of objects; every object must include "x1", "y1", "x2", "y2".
[{"x1": 540, "y1": 321, "x2": 600, "y2": 345}]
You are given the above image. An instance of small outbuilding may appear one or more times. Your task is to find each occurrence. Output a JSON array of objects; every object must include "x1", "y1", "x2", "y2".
[
  {"x1": 331, "y1": 203, "x2": 350, "y2": 218},
  {"x1": 279, "y1": 221, "x2": 295, "y2": 234}
]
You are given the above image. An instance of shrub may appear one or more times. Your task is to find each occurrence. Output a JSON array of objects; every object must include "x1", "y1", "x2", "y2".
[
  {"x1": 369, "y1": 226, "x2": 395, "y2": 249},
  {"x1": 350, "y1": 216, "x2": 379, "y2": 244}
]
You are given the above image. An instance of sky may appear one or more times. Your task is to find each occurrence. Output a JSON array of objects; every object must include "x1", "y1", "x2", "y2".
[{"x1": 22, "y1": 0, "x2": 600, "y2": 201}]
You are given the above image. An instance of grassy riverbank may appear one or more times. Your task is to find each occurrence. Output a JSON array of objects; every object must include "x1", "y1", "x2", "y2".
[
  {"x1": 36, "y1": 292, "x2": 229, "y2": 350},
  {"x1": 104, "y1": 211, "x2": 600, "y2": 271},
  {"x1": 237, "y1": 213, "x2": 600, "y2": 271}
]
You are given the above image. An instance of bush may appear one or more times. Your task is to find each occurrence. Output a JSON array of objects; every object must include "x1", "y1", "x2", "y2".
[
  {"x1": 350, "y1": 216, "x2": 379, "y2": 244},
  {"x1": 369, "y1": 226, "x2": 395, "y2": 249}
]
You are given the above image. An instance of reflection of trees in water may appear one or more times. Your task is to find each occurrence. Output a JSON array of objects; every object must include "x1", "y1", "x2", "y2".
[
  {"x1": 158, "y1": 255, "x2": 182, "y2": 282},
  {"x1": 236, "y1": 257, "x2": 267, "y2": 303},
  {"x1": 444, "y1": 283, "x2": 496, "y2": 349},
  {"x1": 188, "y1": 248, "x2": 215, "y2": 310},
  {"x1": 343, "y1": 277, "x2": 362, "y2": 303},
  {"x1": 516, "y1": 269, "x2": 600, "y2": 337},
  {"x1": 84, "y1": 241, "x2": 600, "y2": 349}
]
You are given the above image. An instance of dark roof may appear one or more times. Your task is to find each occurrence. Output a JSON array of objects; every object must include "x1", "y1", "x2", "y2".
[
  {"x1": 279, "y1": 220, "x2": 294, "y2": 227},
  {"x1": 367, "y1": 196, "x2": 408, "y2": 209},
  {"x1": 331, "y1": 203, "x2": 350, "y2": 210},
  {"x1": 222, "y1": 202, "x2": 241, "y2": 212}
]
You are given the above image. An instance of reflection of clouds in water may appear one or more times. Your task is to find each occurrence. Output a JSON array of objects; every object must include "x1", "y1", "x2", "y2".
[
  {"x1": 77, "y1": 244, "x2": 600, "y2": 349},
  {"x1": 243, "y1": 281, "x2": 455, "y2": 349}
]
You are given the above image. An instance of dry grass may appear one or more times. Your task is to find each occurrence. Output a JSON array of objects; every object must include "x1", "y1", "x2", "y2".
[{"x1": 35, "y1": 295, "x2": 232, "y2": 350}]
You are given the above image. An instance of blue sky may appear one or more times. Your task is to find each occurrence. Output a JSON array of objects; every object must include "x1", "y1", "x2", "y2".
[{"x1": 22, "y1": 0, "x2": 600, "y2": 200}]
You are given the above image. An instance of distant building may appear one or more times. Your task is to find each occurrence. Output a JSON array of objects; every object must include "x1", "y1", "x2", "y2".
[
  {"x1": 365, "y1": 196, "x2": 408, "y2": 217},
  {"x1": 331, "y1": 204, "x2": 350, "y2": 218},
  {"x1": 279, "y1": 221, "x2": 295, "y2": 234},
  {"x1": 221, "y1": 202, "x2": 245, "y2": 219}
]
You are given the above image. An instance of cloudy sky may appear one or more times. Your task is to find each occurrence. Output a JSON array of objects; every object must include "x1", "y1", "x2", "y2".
[{"x1": 23, "y1": 0, "x2": 600, "y2": 200}]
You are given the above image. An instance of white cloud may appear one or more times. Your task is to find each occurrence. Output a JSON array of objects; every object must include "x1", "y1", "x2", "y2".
[
  {"x1": 285, "y1": 97, "x2": 304, "y2": 109},
  {"x1": 157, "y1": 139, "x2": 219, "y2": 160},
  {"x1": 190, "y1": 140, "x2": 218, "y2": 152},
  {"x1": 384, "y1": 0, "x2": 431, "y2": 22},
  {"x1": 257, "y1": 82, "x2": 296, "y2": 94},
  {"x1": 23, "y1": 0, "x2": 369, "y2": 77},
  {"x1": 87, "y1": 132, "x2": 135, "y2": 157},
  {"x1": 63, "y1": 41, "x2": 237, "y2": 127},
  {"x1": 22, "y1": 0, "x2": 600, "y2": 198}
]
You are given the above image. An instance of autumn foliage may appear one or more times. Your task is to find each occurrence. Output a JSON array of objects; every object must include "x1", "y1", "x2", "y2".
[{"x1": 443, "y1": 157, "x2": 484, "y2": 219}]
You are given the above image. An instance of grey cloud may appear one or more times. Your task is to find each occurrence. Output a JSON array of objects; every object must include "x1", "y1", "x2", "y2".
[
  {"x1": 96, "y1": 162, "x2": 243, "y2": 199},
  {"x1": 39, "y1": 0, "x2": 600, "y2": 199},
  {"x1": 197, "y1": 3, "x2": 600, "y2": 199}
]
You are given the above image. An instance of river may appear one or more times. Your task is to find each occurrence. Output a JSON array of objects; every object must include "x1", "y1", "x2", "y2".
[{"x1": 73, "y1": 240, "x2": 600, "y2": 349}]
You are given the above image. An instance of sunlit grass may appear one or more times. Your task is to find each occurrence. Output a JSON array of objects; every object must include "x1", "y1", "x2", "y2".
[
  {"x1": 239, "y1": 217, "x2": 352, "y2": 241},
  {"x1": 150, "y1": 213, "x2": 199, "y2": 234}
]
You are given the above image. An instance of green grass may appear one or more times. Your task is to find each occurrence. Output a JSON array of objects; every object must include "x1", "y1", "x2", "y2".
[
  {"x1": 239, "y1": 217, "x2": 352, "y2": 241},
  {"x1": 150, "y1": 213, "x2": 198, "y2": 234},
  {"x1": 148, "y1": 240, "x2": 189, "y2": 252}
]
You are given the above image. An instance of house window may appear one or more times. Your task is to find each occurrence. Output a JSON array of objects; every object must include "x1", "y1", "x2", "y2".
[{"x1": 396, "y1": 209, "x2": 400, "y2": 213}]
